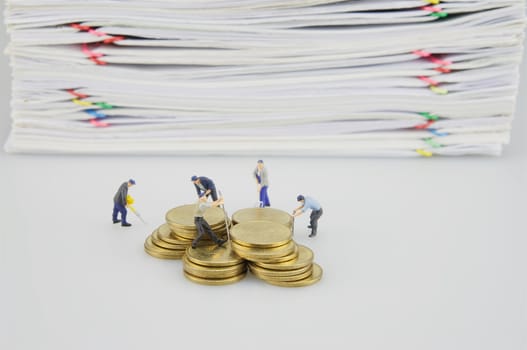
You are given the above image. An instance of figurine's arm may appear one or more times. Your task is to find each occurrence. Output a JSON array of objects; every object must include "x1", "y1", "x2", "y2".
[
  {"x1": 205, "y1": 178, "x2": 215, "y2": 196},
  {"x1": 211, "y1": 197, "x2": 225, "y2": 207},
  {"x1": 121, "y1": 185, "x2": 128, "y2": 207},
  {"x1": 261, "y1": 168, "x2": 269, "y2": 187},
  {"x1": 292, "y1": 204, "x2": 304, "y2": 216}
]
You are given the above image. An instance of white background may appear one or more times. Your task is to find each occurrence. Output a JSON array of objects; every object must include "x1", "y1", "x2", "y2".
[{"x1": 1, "y1": 9, "x2": 526, "y2": 350}]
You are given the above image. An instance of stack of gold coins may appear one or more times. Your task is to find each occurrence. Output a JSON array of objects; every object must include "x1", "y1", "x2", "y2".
[
  {"x1": 249, "y1": 245, "x2": 323, "y2": 287},
  {"x1": 166, "y1": 204, "x2": 229, "y2": 245},
  {"x1": 144, "y1": 223, "x2": 187, "y2": 259},
  {"x1": 145, "y1": 204, "x2": 229, "y2": 260},
  {"x1": 145, "y1": 205, "x2": 322, "y2": 287},
  {"x1": 230, "y1": 220, "x2": 297, "y2": 263},
  {"x1": 183, "y1": 242, "x2": 247, "y2": 285},
  {"x1": 232, "y1": 207, "x2": 293, "y2": 230}
]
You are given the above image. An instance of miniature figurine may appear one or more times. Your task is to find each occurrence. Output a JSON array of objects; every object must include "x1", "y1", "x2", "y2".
[
  {"x1": 192, "y1": 194, "x2": 227, "y2": 249},
  {"x1": 253, "y1": 159, "x2": 270, "y2": 207},
  {"x1": 292, "y1": 194, "x2": 323, "y2": 237},
  {"x1": 191, "y1": 175, "x2": 218, "y2": 201},
  {"x1": 112, "y1": 179, "x2": 135, "y2": 227}
]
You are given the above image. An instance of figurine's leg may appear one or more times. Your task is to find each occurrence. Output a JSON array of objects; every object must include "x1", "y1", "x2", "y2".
[
  {"x1": 203, "y1": 220, "x2": 226, "y2": 246},
  {"x1": 112, "y1": 203, "x2": 120, "y2": 223},
  {"x1": 192, "y1": 217, "x2": 206, "y2": 248},
  {"x1": 203, "y1": 220, "x2": 219, "y2": 242},
  {"x1": 258, "y1": 189, "x2": 264, "y2": 208},
  {"x1": 260, "y1": 186, "x2": 270, "y2": 207},
  {"x1": 120, "y1": 205, "x2": 130, "y2": 226},
  {"x1": 309, "y1": 208, "x2": 323, "y2": 237}
]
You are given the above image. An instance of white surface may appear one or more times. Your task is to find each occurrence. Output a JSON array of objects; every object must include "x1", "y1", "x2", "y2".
[{"x1": 1, "y1": 12, "x2": 527, "y2": 350}]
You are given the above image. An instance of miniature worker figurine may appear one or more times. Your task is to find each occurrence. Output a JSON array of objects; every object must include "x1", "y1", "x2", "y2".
[
  {"x1": 253, "y1": 159, "x2": 270, "y2": 207},
  {"x1": 292, "y1": 194, "x2": 323, "y2": 237},
  {"x1": 192, "y1": 195, "x2": 227, "y2": 249},
  {"x1": 112, "y1": 179, "x2": 136, "y2": 227},
  {"x1": 191, "y1": 175, "x2": 218, "y2": 201}
]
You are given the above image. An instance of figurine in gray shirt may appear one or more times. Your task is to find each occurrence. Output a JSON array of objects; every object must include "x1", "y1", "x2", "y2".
[
  {"x1": 192, "y1": 195, "x2": 227, "y2": 249},
  {"x1": 253, "y1": 160, "x2": 270, "y2": 207},
  {"x1": 112, "y1": 179, "x2": 135, "y2": 227}
]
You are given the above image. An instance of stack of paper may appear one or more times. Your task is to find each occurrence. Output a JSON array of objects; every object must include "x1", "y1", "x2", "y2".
[{"x1": 3, "y1": 0, "x2": 526, "y2": 156}]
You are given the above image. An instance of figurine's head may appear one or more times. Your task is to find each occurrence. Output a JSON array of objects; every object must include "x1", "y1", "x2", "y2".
[
  {"x1": 296, "y1": 194, "x2": 304, "y2": 202},
  {"x1": 257, "y1": 159, "x2": 264, "y2": 170},
  {"x1": 128, "y1": 179, "x2": 136, "y2": 187},
  {"x1": 191, "y1": 175, "x2": 200, "y2": 184}
]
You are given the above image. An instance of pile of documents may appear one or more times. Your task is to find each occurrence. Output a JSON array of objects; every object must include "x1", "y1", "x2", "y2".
[{"x1": 3, "y1": 0, "x2": 526, "y2": 156}]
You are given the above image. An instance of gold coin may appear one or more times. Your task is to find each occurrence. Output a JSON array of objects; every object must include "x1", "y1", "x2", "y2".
[
  {"x1": 167, "y1": 223, "x2": 226, "y2": 235},
  {"x1": 250, "y1": 265, "x2": 313, "y2": 282},
  {"x1": 144, "y1": 236, "x2": 185, "y2": 255},
  {"x1": 183, "y1": 270, "x2": 247, "y2": 286},
  {"x1": 230, "y1": 220, "x2": 292, "y2": 248},
  {"x1": 157, "y1": 223, "x2": 173, "y2": 237},
  {"x1": 253, "y1": 244, "x2": 313, "y2": 270},
  {"x1": 185, "y1": 241, "x2": 244, "y2": 267},
  {"x1": 231, "y1": 240, "x2": 296, "y2": 262},
  {"x1": 248, "y1": 262, "x2": 313, "y2": 277},
  {"x1": 152, "y1": 230, "x2": 188, "y2": 249},
  {"x1": 150, "y1": 232, "x2": 186, "y2": 251},
  {"x1": 171, "y1": 226, "x2": 227, "y2": 241},
  {"x1": 166, "y1": 204, "x2": 226, "y2": 229},
  {"x1": 155, "y1": 224, "x2": 191, "y2": 246},
  {"x1": 183, "y1": 256, "x2": 247, "y2": 278},
  {"x1": 269, "y1": 246, "x2": 299, "y2": 263},
  {"x1": 169, "y1": 231, "x2": 194, "y2": 242},
  {"x1": 168, "y1": 222, "x2": 226, "y2": 232},
  {"x1": 262, "y1": 263, "x2": 323, "y2": 287},
  {"x1": 187, "y1": 240, "x2": 222, "y2": 250},
  {"x1": 232, "y1": 208, "x2": 293, "y2": 228},
  {"x1": 144, "y1": 235, "x2": 168, "y2": 252},
  {"x1": 144, "y1": 248, "x2": 185, "y2": 260},
  {"x1": 188, "y1": 241, "x2": 220, "y2": 250},
  {"x1": 184, "y1": 265, "x2": 247, "y2": 279},
  {"x1": 144, "y1": 237, "x2": 185, "y2": 259}
]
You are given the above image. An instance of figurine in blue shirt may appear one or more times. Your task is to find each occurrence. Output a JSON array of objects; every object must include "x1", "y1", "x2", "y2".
[
  {"x1": 292, "y1": 194, "x2": 323, "y2": 237},
  {"x1": 191, "y1": 175, "x2": 218, "y2": 201}
]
